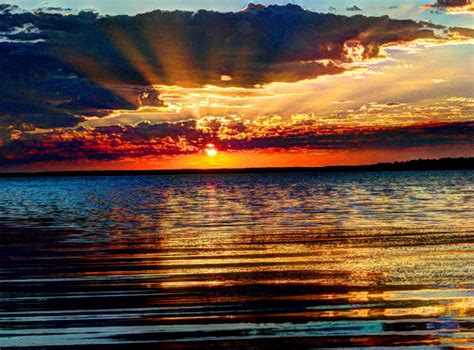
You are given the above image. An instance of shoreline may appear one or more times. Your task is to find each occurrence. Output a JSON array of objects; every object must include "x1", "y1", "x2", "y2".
[{"x1": 0, "y1": 157, "x2": 472, "y2": 178}]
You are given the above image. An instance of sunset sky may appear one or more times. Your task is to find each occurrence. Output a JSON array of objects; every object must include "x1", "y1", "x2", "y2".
[{"x1": 0, "y1": 1, "x2": 473, "y2": 171}]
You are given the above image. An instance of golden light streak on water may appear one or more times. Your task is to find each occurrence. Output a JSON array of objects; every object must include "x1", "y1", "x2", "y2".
[{"x1": 0, "y1": 171, "x2": 473, "y2": 347}]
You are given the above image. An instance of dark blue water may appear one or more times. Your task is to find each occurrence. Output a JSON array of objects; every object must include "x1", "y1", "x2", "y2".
[{"x1": 0, "y1": 171, "x2": 473, "y2": 348}]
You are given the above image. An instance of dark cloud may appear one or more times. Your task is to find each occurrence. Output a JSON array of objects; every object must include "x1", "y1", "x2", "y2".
[
  {"x1": 1, "y1": 118, "x2": 472, "y2": 165},
  {"x1": 425, "y1": 1, "x2": 473, "y2": 14},
  {"x1": 435, "y1": 0, "x2": 471, "y2": 7},
  {"x1": 346, "y1": 6, "x2": 363, "y2": 12},
  {"x1": 0, "y1": 4, "x2": 454, "y2": 131},
  {"x1": 229, "y1": 121, "x2": 474, "y2": 151},
  {"x1": 0, "y1": 4, "x2": 19, "y2": 14}
]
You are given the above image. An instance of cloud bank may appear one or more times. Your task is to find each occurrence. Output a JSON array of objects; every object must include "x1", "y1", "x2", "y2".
[
  {"x1": 0, "y1": 4, "x2": 473, "y2": 167},
  {"x1": 1, "y1": 116, "x2": 472, "y2": 165},
  {"x1": 0, "y1": 4, "x2": 465, "y2": 129}
]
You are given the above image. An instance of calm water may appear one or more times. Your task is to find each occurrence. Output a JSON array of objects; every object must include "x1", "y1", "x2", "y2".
[{"x1": 0, "y1": 171, "x2": 473, "y2": 348}]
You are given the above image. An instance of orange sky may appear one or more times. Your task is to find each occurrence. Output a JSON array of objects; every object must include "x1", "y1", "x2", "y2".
[
  {"x1": 0, "y1": 9, "x2": 473, "y2": 171},
  {"x1": 7, "y1": 143, "x2": 471, "y2": 172}
]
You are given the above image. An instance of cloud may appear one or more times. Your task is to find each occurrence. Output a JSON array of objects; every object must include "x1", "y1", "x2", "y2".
[
  {"x1": 346, "y1": 6, "x2": 363, "y2": 12},
  {"x1": 423, "y1": 1, "x2": 474, "y2": 14},
  {"x1": 0, "y1": 4, "x2": 472, "y2": 168},
  {"x1": 0, "y1": 4, "x2": 462, "y2": 131},
  {"x1": 1, "y1": 116, "x2": 472, "y2": 165},
  {"x1": 436, "y1": 0, "x2": 471, "y2": 6}
]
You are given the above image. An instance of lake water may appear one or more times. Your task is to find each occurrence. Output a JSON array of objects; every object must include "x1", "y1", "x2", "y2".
[{"x1": 0, "y1": 171, "x2": 473, "y2": 348}]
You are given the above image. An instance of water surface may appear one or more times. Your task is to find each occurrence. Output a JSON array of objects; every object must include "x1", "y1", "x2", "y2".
[{"x1": 0, "y1": 171, "x2": 473, "y2": 348}]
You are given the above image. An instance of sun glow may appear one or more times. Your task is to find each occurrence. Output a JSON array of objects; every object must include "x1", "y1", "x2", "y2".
[{"x1": 205, "y1": 144, "x2": 218, "y2": 157}]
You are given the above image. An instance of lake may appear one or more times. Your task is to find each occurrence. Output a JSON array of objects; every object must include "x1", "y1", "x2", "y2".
[{"x1": 0, "y1": 171, "x2": 473, "y2": 348}]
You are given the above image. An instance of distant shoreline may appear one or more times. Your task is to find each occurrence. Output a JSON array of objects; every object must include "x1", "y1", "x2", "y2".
[{"x1": 0, "y1": 157, "x2": 472, "y2": 178}]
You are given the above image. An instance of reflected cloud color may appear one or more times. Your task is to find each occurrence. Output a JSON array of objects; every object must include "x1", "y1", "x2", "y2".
[
  {"x1": 1, "y1": 172, "x2": 473, "y2": 347},
  {"x1": 1, "y1": 3, "x2": 473, "y2": 348}
]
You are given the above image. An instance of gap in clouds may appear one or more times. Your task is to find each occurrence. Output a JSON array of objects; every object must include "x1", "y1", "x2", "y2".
[{"x1": 0, "y1": 3, "x2": 473, "y2": 169}]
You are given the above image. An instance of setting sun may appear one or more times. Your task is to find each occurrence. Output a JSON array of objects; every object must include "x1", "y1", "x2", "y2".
[
  {"x1": 1, "y1": 1, "x2": 473, "y2": 349},
  {"x1": 205, "y1": 144, "x2": 218, "y2": 157}
]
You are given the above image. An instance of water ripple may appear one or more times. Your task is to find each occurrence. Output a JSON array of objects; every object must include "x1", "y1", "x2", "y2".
[{"x1": 0, "y1": 171, "x2": 473, "y2": 348}]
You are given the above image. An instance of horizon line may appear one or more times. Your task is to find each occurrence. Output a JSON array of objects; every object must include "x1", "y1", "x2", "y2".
[{"x1": 0, "y1": 157, "x2": 472, "y2": 178}]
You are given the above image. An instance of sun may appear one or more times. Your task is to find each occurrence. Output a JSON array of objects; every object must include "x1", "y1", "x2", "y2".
[{"x1": 205, "y1": 144, "x2": 218, "y2": 157}]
